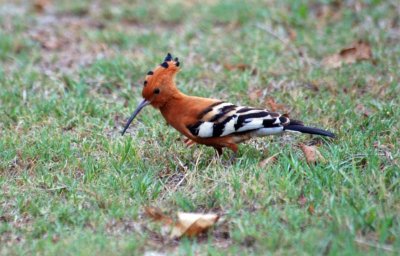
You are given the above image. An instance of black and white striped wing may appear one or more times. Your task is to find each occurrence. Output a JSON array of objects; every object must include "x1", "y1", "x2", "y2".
[{"x1": 187, "y1": 102, "x2": 289, "y2": 138}]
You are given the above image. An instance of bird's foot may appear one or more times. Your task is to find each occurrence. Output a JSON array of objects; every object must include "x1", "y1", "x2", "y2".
[
  {"x1": 183, "y1": 138, "x2": 196, "y2": 147},
  {"x1": 225, "y1": 152, "x2": 237, "y2": 165}
]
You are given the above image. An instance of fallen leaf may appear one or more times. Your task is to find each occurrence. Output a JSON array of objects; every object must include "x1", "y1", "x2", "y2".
[
  {"x1": 323, "y1": 40, "x2": 373, "y2": 68},
  {"x1": 144, "y1": 207, "x2": 219, "y2": 238},
  {"x1": 259, "y1": 153, "x2": 279, "y2": 168},
  {"x1": 299, "y1": 144, "x2": 325, "y2": 164},
  {"x1": 171, "y1": 212, "x2": 219, "y2": 238},
  {"x1": 264, "y1": 97, "x2": 287, "y2": 112},
  {"x1": 144, "y1": 207, "x2": 173, "y2": 225},
  {"x1": 33, "y1": 0, "x2": 51, "y2": 13}
]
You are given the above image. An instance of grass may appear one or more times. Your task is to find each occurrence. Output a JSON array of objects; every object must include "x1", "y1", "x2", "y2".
[{"x1": 1, "y1": 0, "x2": 399, "y2": 255}]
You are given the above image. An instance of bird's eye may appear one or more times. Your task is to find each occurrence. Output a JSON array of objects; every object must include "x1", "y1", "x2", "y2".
[{"x1": 153, "y1": 88, "x2": 160, "y2": 94}]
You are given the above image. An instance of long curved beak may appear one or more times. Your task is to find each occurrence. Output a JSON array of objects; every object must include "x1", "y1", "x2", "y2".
[{"x1": 121, "y1": 99, "x2": 150, "y2": 135}]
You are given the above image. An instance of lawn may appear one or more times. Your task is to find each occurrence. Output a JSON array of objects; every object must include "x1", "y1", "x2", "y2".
[{"x1": 0, "y1": 0, "x2": 399, "y2": 255}]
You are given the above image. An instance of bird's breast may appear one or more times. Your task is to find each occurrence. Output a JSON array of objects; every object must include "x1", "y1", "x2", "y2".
[{"x1": 159, "y1": 106, "x2": 194, "y2": 138}]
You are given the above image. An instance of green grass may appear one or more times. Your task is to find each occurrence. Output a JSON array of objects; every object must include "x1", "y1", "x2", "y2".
[{"x1": 1, "y1": 0, "x2": 399, "y2": 255}]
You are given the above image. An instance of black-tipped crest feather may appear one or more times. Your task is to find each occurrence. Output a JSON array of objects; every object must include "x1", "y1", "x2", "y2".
[
  {"x1": 160, "y1": 62, "x2": 169, "y2": 68},
  {"x1": 164, "y1": 53, "x2": 172, "y2": 62}
]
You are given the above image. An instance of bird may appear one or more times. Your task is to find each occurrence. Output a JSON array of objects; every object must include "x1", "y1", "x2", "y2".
[{"x1": 122, "y1": 53, "x2": 335, "y2": 156}]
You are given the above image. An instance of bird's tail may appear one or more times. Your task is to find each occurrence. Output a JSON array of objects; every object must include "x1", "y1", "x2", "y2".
[{"x1": 284, "y1": 120, "x2": 335, "y2": 138}]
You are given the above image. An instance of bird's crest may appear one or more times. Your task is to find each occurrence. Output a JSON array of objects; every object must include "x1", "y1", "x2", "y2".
[
  {"x1": 141, "y1": 53, "x2": 181, "y2": 108},
  {"x1": 143, "y1": 53, "x2": 180, "y2": 87}
]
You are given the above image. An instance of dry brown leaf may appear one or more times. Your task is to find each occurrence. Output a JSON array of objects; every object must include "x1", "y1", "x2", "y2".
[
  {"x1": 299, "y1": 144, "x2": 325, "y2": 164},
  {"x1": 144, "y1": 207, "x2": 173, "y2": 225},
  {"x1": 33, "y1": 0, "x2": 51, "y2": 12},
  {"x1": 144, "y1": 207, "x2": 219, "y2": 238},
  {"x1": 171, "y1": 212, "x2": 219, "y2": 238},
  {"x1": 265, "y1": 97, "x2": 287, "y2": 112},
  {"x1": 259, "y1": 153, "x2": 279, "y2": 168},
  {"x1": 323, "y1": 40, "x2": 373, "y2": 68}
]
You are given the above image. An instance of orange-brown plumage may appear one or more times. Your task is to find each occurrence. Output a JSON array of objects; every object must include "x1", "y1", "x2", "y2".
[
  {"x1": 122, "y1": 53, "x2": 334, "y2": 156},
  {"x1": 159, "y1": 93, "x2": 239, "y2": 154}
]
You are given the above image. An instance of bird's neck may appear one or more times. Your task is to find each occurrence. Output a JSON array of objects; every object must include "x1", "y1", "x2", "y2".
[
  {"x1": 158, "y1": 90, "x2": 193, "y2": 135},
  {"x1": 159, "y1": 90, "x2": 187, "y2": 114}
]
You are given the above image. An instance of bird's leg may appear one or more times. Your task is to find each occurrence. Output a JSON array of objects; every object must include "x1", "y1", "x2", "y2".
[
  {"x1": 213, "y1": 146, "x2": 223, "y2": 157},
  {"x1": 208, "y1": 146, "x2": 224, "y2": 165},
  {"x1": 225, "y1": 152, "x2": 236, "y2": 164},
  {"x1": 226, "y1": 144, "x2": 238, "y2": 164}
]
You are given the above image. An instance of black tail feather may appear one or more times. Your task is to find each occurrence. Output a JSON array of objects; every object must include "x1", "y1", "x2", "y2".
[{"x1": 284, "y1": 124, "x2": 335, "y2": 138}]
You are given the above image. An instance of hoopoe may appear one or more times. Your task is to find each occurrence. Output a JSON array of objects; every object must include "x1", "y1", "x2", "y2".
[{"x1": 122, "y1": 53, "x2": 335, "y2": 156}]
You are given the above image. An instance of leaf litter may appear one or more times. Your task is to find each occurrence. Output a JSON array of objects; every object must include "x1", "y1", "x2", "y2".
[
  {"x1": 144, "y1": 207, "x2": 219, "y2": 239},
  {"x1": 323, "y1": 40, "x2": 373, "y2": 68},
  {"x1": 299, "y1": 144, "x2": 326, "y2": 164}
]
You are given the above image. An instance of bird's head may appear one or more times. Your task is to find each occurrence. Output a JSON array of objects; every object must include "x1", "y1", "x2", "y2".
[{"x1": 121, "y1": 53, "x2": 181, "y2": 135}]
